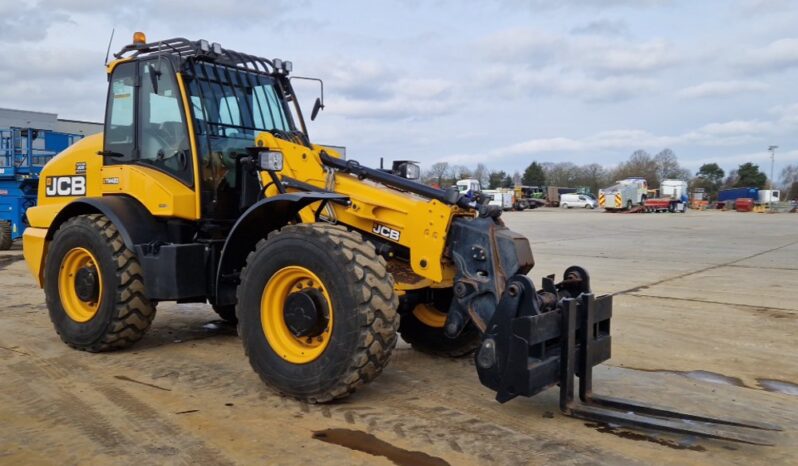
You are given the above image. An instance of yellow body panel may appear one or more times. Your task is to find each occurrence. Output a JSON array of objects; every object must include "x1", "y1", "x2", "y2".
[
  {"x1": 255, "y1": 133, "x2": 461, "y2": 283},
  {"x1": 99, "y1": 165, "x2": 198, "y2": 220},
  {"x1": 22, "y1": 227, "x2": 48, "y2": 287}
]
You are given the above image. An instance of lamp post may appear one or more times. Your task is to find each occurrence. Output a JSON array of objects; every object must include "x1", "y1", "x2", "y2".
[{"x1": 768, "y1": 145, "x2": 778, "y2": 212}]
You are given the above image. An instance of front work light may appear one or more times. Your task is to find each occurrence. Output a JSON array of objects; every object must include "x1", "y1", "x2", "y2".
[
  {"x1": 259, "y1": 151, "x2": 284, "y2": 171},
  {"x1": 391, "y1": 160, "x2": 421, "y2": 180}
]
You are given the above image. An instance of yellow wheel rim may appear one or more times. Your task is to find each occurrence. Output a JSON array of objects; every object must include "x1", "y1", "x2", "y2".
[
  {"x1": 58, "y1": 247, "x2": 103, "y2": 323},
  {"x1": 412, "y1": 303, "x2": 447, "y2": 328},
  {"x1": 260, "y1": 266, "x2": 333, "y2": 364}
]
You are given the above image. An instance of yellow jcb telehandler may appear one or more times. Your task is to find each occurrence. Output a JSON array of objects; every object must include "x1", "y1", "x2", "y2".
[{"x1": 22, "y1": 33, "x2": 778, "y2": 444}]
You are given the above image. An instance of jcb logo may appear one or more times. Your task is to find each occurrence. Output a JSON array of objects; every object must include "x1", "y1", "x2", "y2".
[
  {"x1": 45, "y1": 176, "x2": 86, "y2": 197},
  {"x1": 372, "y1": 223, "x2": 401, "y2": 242}
]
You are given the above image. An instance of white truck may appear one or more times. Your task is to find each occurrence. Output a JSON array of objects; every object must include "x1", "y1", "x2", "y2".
[
  {"x1": 660, "y1": 179, "x2": 688, "y2": 200},
  {"x1": 758, "y1": 189, "x2": 781, "y2": 204},
  {"x1": 599, "y1": 178, "x2": 648, "y2": 210},
  {"x1": 456, "y1": 178, "x2": 482, "y2": 201},
  {"x1": 483, "y1": 189, "x2": 514, "y2": 211}
]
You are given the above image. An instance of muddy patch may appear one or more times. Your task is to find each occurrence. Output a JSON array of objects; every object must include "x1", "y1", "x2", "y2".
[
  {"x1": 624, "y1": 367, "x2": 747, "y2": 387},
  {"x1": 624, "y1": 367, "x2": 798, "y2": 396},
  {"x1": 757, "y1": 379, "x2": 798, "y2": 396},
  {"x1": 312, "y1": 428, "x2": 450, "y2": 466},
  {"x1": 677, "y1": 370, "x2": 747, "y2": 388},
  {"x1": 586, "y1": 422, "x2": 707, "y2": 451}
]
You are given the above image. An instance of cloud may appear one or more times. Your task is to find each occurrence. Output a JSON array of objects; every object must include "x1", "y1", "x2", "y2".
[
  {"x1": 0, "y1": 1, "x2": 69, "y2": 42},
  {"x1": 477, "y1": 29, "x2": 560, "y2": 65},
  {"x1": 570, "y1": 19, "x2": 629, "y2": 37},
  {"x1": 499, "y1": 0, "x2": 671, "y2": 11},
  {"x1": 677, "y1": 80, "x2": 769, "y2": 98},
  {"x1": 477, "y1": 66, "x2": 658, "y2": 102},
  {"x1": 479, "y1": 28, "x2": 678, "y2": 74},
  {"x1": 697, "y1": 120, "x2": 774, "y2": 135},
  {"x1": 737, "y1": 0, "x2": 797, "y2": 16},
  {"x1": 736, "y1": 37, "x2": 798, "y2": 73},
  {"x1": 319, "y1": 60, "x2": 458, "y2": 120},
  {"x1": 13, "y1": 0, "x2": 300, "y2": 39},
  {"x1": 439, "y1": 115, "x2": 785, "y2": 166},
  {"x1": 577, "y1": 38, "x2": 678, "y2": 75}
]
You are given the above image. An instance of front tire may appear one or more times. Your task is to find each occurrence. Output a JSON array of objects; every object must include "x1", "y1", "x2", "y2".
[
  {"x1": 237, "y1": 224, "x2": 399, "y2": 403},
  {"x1": 44, "y1": 214, "x2": 156, "y2": 352}
]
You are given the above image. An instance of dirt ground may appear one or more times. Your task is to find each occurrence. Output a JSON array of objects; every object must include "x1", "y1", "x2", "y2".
[{"x1": 1, "y1": 209, "x2": 796, "y2": 465}]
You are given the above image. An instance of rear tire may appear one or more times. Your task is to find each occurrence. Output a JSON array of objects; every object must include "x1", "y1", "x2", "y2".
[
  {"x1": 399, "y1": 305, "x2": 480, "y2": 358},
  {"x1": 212, "y1": 304, "x2": 237, "y2": 323},
  {"x1": 44, "y1": 214, "x2": 156, "y2": 352},
  {"x1": 0, "y1": 221, "x2": 12, "y2": 250},
  {"x1": 237, "y1": 224, "x2": 399, "y2": 403}
]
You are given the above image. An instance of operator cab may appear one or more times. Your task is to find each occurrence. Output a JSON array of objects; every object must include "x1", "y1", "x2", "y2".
[{"x1": 105, "y1": 33, "x2": 309, "y2": 226}]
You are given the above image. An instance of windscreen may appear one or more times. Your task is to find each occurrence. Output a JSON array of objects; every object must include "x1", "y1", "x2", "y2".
[
  {"x1": 185, "y1": 62, "x2": 293, "y2": 139},
  {"x1": 183, "y1": 61, "x2": 297, "y2": 219}
]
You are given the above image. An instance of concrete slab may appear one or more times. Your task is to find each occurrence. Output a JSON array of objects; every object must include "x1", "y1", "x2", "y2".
[{"x1": 1, "y1": 209, "x2": 796, "y2": 465}]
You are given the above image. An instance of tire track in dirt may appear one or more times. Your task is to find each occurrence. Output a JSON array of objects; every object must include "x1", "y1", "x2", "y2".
[
  {"x1": 4, "y1": 354, "x2": 232, "y2": 464},
  {"x1": 94, "y1": 384, "x2": 233, "y2": 465},
  {"x1": 2, "y1": 365, "x2": 129, "y2": 460},
  {"x1": 69, "y1": 346, "x2": 639, "y2": 465}
]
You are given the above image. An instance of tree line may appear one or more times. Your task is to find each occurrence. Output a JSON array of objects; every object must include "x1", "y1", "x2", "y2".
[{"x1": 422, "y1": 149, "x2": 797, "y2": 200}]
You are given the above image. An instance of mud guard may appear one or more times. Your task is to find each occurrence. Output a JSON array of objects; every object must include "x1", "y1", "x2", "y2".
[
  {"x1": 214, "y1": 192, "x2": 347, "y2": 306},
  {"x1": 48, "y1": 195, "x2": 167, "y2": 248}
]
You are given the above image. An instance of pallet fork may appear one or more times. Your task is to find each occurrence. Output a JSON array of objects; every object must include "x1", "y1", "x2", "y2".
[{"x1": 475, "y1": 272, "x2": 781, "y2": 446}]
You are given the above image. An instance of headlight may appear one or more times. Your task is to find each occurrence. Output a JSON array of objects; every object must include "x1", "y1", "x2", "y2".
[
  {"x1": 391, "y1": 161, "x2": 420, "y2": 180},
  {"x1": 404, "y1": 163, "x2": 420, "y2": 180},
  {"x1": 259, "y1": 151, "x2": 284, "y2": 171}
]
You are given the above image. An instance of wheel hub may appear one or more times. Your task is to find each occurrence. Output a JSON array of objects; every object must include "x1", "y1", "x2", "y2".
[
  {"x1": 283, "y1": 288, "x2": 329, "y2": 338},
  {"x1": 74, "y1": 266, "x2": 99, "y2": 302}
]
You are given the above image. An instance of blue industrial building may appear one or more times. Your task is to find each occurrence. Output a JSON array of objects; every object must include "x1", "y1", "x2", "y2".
[{"x1": 0, "y1": 108, "x2": 102, "y2": 249}]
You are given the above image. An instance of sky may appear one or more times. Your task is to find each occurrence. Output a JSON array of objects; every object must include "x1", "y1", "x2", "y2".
[{"x1": 2, "y1": 0, "x2": 797, "y2": 178}]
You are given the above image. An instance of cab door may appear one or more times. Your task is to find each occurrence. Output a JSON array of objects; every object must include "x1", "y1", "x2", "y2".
[{"x1": 102, "y1": 59, "x2": 200, "y2": 220}]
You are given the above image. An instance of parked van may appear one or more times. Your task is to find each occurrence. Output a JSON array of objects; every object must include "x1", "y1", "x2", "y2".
[{"x1": 560, "y1": 193, "x2": 597, "y2": 209}]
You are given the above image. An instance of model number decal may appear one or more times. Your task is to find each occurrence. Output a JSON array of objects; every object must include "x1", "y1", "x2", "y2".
[
  {"x1": 45, "y1": 176, "x2": 86, "y2": 197},
  {"x1": 372, "y1": 223, "x2": 400, "y2": 242}
]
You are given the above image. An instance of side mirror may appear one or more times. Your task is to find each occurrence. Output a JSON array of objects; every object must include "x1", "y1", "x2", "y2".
[{"x1": 311, "y1": 97, "x2": 324, "y2": 121}]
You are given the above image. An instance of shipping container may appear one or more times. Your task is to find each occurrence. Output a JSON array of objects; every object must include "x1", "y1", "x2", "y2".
[{"x1": 718, "y1": 187, "x2": 758, "y2": 202}]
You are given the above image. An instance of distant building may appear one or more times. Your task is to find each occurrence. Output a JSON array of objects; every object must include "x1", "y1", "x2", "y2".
[{"x1": 0, "y1": 107, "x2": 102, "y2": 136}]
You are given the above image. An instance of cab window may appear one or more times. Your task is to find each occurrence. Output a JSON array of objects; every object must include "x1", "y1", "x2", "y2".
[
  {"x1": 104, "y1": 62, "x2": 136, "y2": 161},
  {"x1": 138, "y1": 61, "x2": 192, "y2": 185}
]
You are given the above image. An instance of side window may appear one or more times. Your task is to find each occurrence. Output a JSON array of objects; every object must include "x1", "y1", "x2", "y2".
[
  {"x1": 253, "y1": 85, "x2": 289, "y2": 131},
  {"x1": 104, "y1": 62, "x2": 136, "y2": 162},
  {"x1": 138, "y1": 61, "x2": 192, "y2": 184}
]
